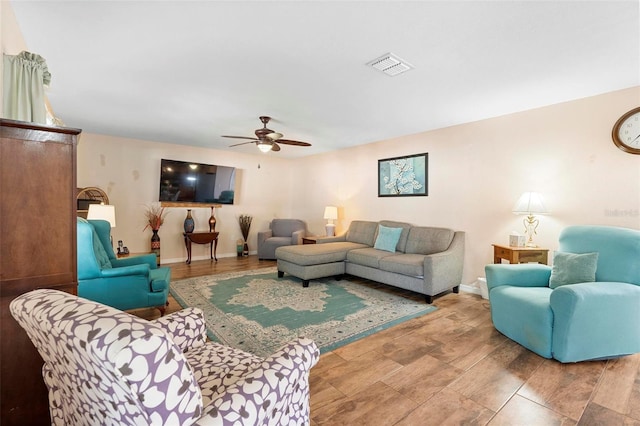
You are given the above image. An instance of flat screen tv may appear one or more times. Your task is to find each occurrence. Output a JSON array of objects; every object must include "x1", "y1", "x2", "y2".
[{"x1": 159, "y1": 159, "x2": 236, "y2": 204}]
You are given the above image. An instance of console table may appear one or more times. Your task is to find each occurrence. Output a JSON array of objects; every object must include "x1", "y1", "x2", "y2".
[{"x1": 183, "y1": 232, "x2": 219, "y2": 264}]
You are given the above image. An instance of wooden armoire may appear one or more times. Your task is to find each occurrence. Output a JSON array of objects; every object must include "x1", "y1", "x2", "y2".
[{"x1": 0, "y1": 119, "x2": 81, "y2": 425}]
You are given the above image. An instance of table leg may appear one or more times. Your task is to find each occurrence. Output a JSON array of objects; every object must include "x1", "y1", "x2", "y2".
[
  {"x1": 184, "y1": 236, "x2": 192, "y2": 264},
  {"x1": 213, "y1": 238, "x2": 218, "y2": 261}
]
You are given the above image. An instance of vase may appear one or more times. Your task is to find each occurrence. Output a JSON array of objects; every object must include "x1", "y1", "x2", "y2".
[
  {"x1": 243, "y1": 241, "x2": 249, "y2": 257},
  {"x1": 209, "y1": 207, "x2": 216, "y2": 232},
  {"x1": 184, "y1": 209, "x2": 195, "y2": 233},
  {"x1": 151, "y1": 229, "x2": 161, "y2": 267},
  {"x1": 236, "y1": 239, "x2": 243, "y2": 257}
]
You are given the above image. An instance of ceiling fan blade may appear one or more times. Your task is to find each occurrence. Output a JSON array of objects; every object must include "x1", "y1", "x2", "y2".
[
  {"x1": 229, "y1": 141, "x2": 258, "y2": 147},
  {"x1": 277, "y1": 139, "x2": 312, "y2": 147},
  {"x1": 222, "y1": 135, "x2": 259, "y2": 141},
  {"x1": 271, "y1": 142, "x2": 281, "y2": 152}
]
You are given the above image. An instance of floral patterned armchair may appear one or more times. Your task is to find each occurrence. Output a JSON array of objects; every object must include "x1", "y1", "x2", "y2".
[{"x1": 10, "y1": 289, "x2": 319, "y2": 425}]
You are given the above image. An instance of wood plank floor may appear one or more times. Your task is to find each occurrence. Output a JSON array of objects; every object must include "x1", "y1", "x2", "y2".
[{"x1": 132, "y1": 256, "x2": 640, "y2": 425}]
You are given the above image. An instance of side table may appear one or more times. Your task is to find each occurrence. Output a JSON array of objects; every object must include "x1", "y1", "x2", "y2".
[
  {"x1": 116, "y1": 252, "x2": 149, "y2": 258},
  {"x1": 492, "y1": 244, "x2": 549, "y2": 265},
  {"x1": 184, "y1": 232, "x2": 219, "y2": 264},
  {"x1": 302, "y1": 236, "x2": 333, "y2": 244}
]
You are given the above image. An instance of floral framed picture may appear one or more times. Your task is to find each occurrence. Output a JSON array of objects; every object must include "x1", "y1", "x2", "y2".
[{"x1": 378, "y1": 152, "x2": 428, "y2": 197}]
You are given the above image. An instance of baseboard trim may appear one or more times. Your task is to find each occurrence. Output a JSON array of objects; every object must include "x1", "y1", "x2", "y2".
[{"x1": 460, "y1": 284, "x2": 482, "y2": 296}]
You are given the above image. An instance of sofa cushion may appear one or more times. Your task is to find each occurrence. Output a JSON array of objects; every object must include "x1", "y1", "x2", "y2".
[
  {"x1": 490, "y1": 286, "x2": 554, "y2": 358},
  {"x1": 345, "y1": 221, "x2": 378, "y2": 246},
  {"x1": 276, "y1": 242, "x2": 367, "y2": 266},
  {"x1": 185, "y1": 342, "x2": 262, "y2": 406},
  {"x1": 347, "y1": 247, "x2": 397, "y2": 268},
  {"x1": 549, "y1": 251, "x2": 599, "y2": 288},
  {"x1": 378, "y1": 220, "x2": 412, "y2": 252},
  {"x1": 559, "y1": 225, "x2": 640, "y2": 285},
  {"x1": 405, "y1": 227, "x2": 455, "y2": 255},
  {"x1": 379, "y1": 254, "x2": 425, "y2": 277},
  {"x1": 271, "y1": 219, "x2": 305, "y2": 237},
  {"x1": 374, "y1": 225, "x2": 403, "y2": 252},
  {"x1": 264, "y1": 236, "x2": 292, "y2": 246}
]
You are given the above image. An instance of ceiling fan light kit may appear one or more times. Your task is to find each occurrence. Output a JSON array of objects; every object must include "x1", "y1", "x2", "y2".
[
  {"x1": 257, "y1": 142, "x2": 273, "y2": 153},
  {"x1": 223, "y1": 116, "x2": 312, "y2": 153}
]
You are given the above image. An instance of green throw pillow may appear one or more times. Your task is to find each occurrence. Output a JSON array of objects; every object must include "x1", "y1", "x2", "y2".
[
  {"x1": 549, "y1": 251, "x2": 598, "y2": 288},
  {"x1": 374, "y1": 225, "x2": 402, "y2": 253}
]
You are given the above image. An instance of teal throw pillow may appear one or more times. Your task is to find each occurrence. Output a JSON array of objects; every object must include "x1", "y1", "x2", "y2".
[
  {"x1": 549, "y1": 251, "x2": 598, "y2": 288},
  {"x1": 374, "y1": 225, "x2": 402, "y2": 253},
  {"x1": 92, "y1": 229, "x2": 113, "y2": 269}
]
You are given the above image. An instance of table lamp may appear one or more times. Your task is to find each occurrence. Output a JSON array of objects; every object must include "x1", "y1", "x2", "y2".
[
  {"x1": 324, "y1": 206, "x2": 338, "y2": 237},
  {"x1": 87, "y1": 203, "x2": 117, "y2": 246},
  {"x1": 512, "y1": 192, "x2": 548, "y2": 247}
]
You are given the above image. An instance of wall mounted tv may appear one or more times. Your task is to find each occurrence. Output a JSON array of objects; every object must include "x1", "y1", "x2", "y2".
[{"x1": 159, "y1": 159, "x2": 236, "y2": 204}]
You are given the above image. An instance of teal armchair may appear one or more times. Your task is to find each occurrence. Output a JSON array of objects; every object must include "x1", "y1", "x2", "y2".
[
  {"x1": 77, "y1": 218, "x2": 171, "y2": 314},
  {"x1": 485, "y1": 225, "x2": 640, "y2": 363}
]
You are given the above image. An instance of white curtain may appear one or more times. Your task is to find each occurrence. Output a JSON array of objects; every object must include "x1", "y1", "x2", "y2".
[{"x1": 3, "y1": 51, "x2": 51, "y2": 124}]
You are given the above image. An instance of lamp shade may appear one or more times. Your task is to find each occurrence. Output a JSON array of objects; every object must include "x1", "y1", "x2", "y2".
[
  {"x1": 87, "y1": 204, "x2": 116, "y2": 227},
  {"x1": 512, "y1": 192, "x2": 548, "y2": 215},
  {"x1": 257, "y1": 142, "x2": 272, "y2": 153},
  {"x1": 323, "y1": 206, "x2": 338, "y2": 220}
]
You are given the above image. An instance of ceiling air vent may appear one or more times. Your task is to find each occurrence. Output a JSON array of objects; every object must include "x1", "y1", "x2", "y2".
[{"x1": 367, "y1": 52, "x2": 414, "y2": 76}]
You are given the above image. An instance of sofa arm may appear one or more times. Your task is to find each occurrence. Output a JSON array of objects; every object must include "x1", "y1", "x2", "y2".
[
  {"x1": 111, "y1": 253, "x2": 157, "y2": 269},
  {"x1": 152, "y1": 307, "x2": 207, "y2": 352},
  {"x1": 195, "y1": 337, "x2": 320, "y2": 426},
  {"x1": 422, "y1": 231, "x2": 465, "y2": 294},
  {"x1": 100, "y1": 263, "x2": 150, "y2": 278},
  {"x1": 257, "y1": 230, "x2": 273, "y2": 245},
  {"x1": 550, "y1": 282, "x2": 640, "y2": 362},
  {"x1": 485, "y1": 264, "x2": 551, "y2": 291}
]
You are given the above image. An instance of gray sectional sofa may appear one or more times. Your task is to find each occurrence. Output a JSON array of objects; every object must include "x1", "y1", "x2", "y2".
[{"x1": 275, "y1": 220, "x2": 465, "y2": 303}]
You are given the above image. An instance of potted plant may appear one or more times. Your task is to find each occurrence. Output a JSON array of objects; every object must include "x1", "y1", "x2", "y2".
[
  {"x1": 144, "y1": 203, "x2": 168, "y2": 266},
  {"x1": 238, "y1": 214, "x2": 252, "y2": 256}
]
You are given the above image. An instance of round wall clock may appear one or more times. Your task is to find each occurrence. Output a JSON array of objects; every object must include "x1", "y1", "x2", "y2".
[{"x1": 612, "y1": 107, "x2": 640, "y2": 155}]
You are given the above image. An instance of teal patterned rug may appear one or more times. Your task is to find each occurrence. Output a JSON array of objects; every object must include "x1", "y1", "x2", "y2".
[{"x1": 170, "y1": 267, "x2": 437, "y2": 357}]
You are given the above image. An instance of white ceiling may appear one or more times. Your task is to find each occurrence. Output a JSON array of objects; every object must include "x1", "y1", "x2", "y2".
[{"x1": 9, "y1": 1, "x2": 640, "y2": 158}]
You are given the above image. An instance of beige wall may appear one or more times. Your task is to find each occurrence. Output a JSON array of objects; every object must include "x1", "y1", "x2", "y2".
[
  {"x1": 290, "y1": 87, "x2": 640, "y2": 284},
  {"x1": 77, "y1": 134, "x2": 295, "y2": 262},
  {"x1": 77, "y1": 87, "x2": 640, "y2": 286}
]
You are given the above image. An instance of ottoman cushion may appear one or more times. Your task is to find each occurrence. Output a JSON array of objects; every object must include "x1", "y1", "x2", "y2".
[{"x1": 276, "y1": 242, "x2": 367, "y2": 266}]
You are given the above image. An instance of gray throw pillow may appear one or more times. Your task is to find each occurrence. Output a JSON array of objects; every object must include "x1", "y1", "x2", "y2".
[{"x1": 549, "y1": 251, "x2": 598, "y2": 288}]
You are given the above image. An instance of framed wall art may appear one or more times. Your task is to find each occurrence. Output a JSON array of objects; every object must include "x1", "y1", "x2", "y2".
[{"x1": 378, "y1": 152, "x2": 428, "y2": 197}]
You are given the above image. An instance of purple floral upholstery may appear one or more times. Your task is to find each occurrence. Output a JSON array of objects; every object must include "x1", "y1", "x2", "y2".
[{"x1": 10, "y1": 289, "x2": 319, "y2": 425}]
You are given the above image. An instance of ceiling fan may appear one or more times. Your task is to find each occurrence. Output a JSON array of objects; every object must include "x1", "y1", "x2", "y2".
[{"x1": 222, "y1": 116, "x2": 312, "y2": 153}]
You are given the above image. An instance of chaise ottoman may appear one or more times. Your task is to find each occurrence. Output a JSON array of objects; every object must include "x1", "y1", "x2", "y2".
[{"x1": 275, "y1": 241, "x2": 367, "y2": 287}]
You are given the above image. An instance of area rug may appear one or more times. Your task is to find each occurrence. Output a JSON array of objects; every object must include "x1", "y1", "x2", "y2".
[{"x1": 169, "y1": 267, "x2": 437, "y2": 357}]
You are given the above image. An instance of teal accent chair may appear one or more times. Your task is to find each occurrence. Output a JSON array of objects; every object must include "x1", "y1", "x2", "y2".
[
  {"x1": 485, "y1": 225, "x2": 640, "y2": 363},
  {"x1": 77, "y1": 218, "x2": 171, "y2": 314}
]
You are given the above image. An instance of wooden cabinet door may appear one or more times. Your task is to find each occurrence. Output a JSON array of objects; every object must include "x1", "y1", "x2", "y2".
[{"x1": 0, "y1": 119, "x2": 80, "y2": 425}]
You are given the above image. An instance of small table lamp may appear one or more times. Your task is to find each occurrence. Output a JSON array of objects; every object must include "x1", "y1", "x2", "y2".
[
  {"x1": 512, "y1": 192, "x2": 548, "y2": 247},
  {"x1": 324, "y1": 206, "x2": 338, "y2": 237},
  {"x1": 87, "y1": 203, "x2": 117, "y2": 246}
]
